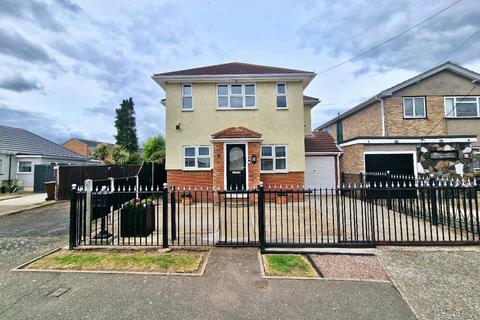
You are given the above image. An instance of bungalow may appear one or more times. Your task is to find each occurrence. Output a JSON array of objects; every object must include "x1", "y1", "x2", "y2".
[{"x1": 0, "y1": 125, "x2": 88, "y2": 191}]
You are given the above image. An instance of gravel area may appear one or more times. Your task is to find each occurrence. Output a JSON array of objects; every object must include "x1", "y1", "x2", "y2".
[
  {"x1": 378, "y1": 247, "x2": 480, "y2": 320},
  {"x1": 311, "y1": 254, "x2": 389, "y2": 281}
]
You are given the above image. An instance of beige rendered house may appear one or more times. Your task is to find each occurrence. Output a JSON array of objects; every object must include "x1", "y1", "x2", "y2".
[
  {"x1": 317, "y1": 61, "x2": 480, "y2": 180},
  {"x1": 152, "y1": 62, "x2": 341, "y2": 190}
]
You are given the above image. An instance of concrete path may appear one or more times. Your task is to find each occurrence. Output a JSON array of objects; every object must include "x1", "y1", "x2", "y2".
[
  {"x1": 0, "y1": 193, "x2": 48, "y2": 215},
  {"x1": 378, "y1": 246, "x2": 480, "y2": 320},
  {"x1": 0, "y1": 203, "x2": 416, "y2": 320}
]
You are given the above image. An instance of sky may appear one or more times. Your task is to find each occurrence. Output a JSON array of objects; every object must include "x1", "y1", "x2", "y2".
[{"x1": 0, "y1": 0, "x2": 479, "y2": 145}]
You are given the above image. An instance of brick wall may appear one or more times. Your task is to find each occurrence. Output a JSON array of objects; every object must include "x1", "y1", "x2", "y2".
[
  {"x1": 260, "y1": 171, "x2": 304, "y2": 188},
  {"x1": 385, "y1": 96, "x2": 447, "y2": 136},
  {"x1": 212, "y1": 142, "x2": 224, "y2": 189},
  {"x1": 342, "y1": 102, "x2": 382, "y2": 141},
  {"x1": 248, "y1": 142, "x2": 261, "y2": 188},
  {"x1": 167, "y1": 170, "x2": 213, "y2": 189},
  {"x1": 340, "y1": 144, "x2": 364, "y2": 173},
  {"x1": 63, "y1": 140, "x2": 87, "y2": 157}
]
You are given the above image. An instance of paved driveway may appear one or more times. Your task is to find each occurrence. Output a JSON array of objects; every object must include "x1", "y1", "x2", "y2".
[
  {"x1": 0, "y1": 203, "x2": 416, "y2": 320},
  {"x1": 0, "y1": 193, "x2": 48, "y2": 215}
]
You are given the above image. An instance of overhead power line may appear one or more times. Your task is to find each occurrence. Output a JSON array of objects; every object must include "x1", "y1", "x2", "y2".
[{"x1": 317, "y1": 0, "x2": 464, "y2": 74}]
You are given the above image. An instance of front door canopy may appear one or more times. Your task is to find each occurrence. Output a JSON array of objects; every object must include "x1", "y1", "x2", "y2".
[{"x1": 211, "y1": 127, "x2": 262, "y2": 142}]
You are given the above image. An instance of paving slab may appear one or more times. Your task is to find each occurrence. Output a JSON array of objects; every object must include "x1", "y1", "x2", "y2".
[{"x1": 378, "y1": 246, "x2": 480, "y2": 320}]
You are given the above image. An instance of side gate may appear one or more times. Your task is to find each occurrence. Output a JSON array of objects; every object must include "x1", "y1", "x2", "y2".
[{"x1": 33, "y1": 164, "x2": 55, "y2": 192}]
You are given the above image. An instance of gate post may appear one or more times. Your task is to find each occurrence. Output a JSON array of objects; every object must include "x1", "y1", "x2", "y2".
[
  {"x1": 85, "y1": 179, "x2": 93, "y2": 242},
  {"x1": 162, "y1": 183, "x2": 169, "y2": 248},
  {"x1": 170, "y1": 186, "x2": 177, "y2": 241},
  {"x1": 258, "y1": 182, "x2": 266, "y2": 251},
  {"x1": 69, "y1": 184, "x2": 78, "y2": 250},
  {"x1": 429, "y1": 177, "x2": 438, "y2": 225}
]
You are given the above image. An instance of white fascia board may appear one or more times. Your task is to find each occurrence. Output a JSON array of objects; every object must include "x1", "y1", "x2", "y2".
[
  {"x1": 305, "y1": 152, "x2": 342, "y2": 156},
  {"x1": 340, "y1": 136, "x2": 478, "y2": 147},
  {"x1": 152, "y1": 73, "x2": 316, "y2": 90},
  {"x1": 210, "y1": 137, "x2": 263, "y2": 143}
]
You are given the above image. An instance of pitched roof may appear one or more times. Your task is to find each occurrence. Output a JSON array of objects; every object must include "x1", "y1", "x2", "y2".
[
  {"x1": 316, "y1": 61, "x2": 480, "y2": 130},
  {"x1": 155, "y1": 62, "x2": 312, "y2": 76},
  {"x1": 72, "y1": 138, "x2": 115, "y2": 148},
  {"x1": 304, "y1": 131, "x2": 341, "y2": 153},
  {"x1": 0, "y1": 125, "x2": 86, "y2": 159},
  {"x1": 211, "y1": 127, "x2": 262, "y2": 139}
]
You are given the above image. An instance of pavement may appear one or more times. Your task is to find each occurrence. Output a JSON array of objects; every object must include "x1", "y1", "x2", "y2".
[
  {"x1": 0, "y1": 193, "x2": 49, "y2": 216},
  {"x1": 0, "y1": 203, "x2": 416, "y2": 320},
  {"x1": 378, "y1": 247, "x2": 480, "y2": 320}
]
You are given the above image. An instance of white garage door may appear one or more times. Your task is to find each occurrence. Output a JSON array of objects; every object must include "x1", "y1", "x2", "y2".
[{"x1": 305, "y1": 156, "x2": 336, "y2": 189}]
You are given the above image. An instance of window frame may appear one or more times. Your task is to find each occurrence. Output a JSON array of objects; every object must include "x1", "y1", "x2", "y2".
[
  {"x1": 276, "y1": 83, "x2": 288, "y2": 109},
  {"x1": 182, "y1": 84, "x2": 193, "y2": 111},
  {"x1": 444, "y1": 96, "x2": 480, "y2": 118},
  {"x1": 182, "y1": 146, "x2": 212, "y2": 171},
  {"x1": 473, "y1": 148, "x2": 480, "y2": 174},
  {"x1": 17, "y1": 161, "x2": 32, "y2": 174},
  {"x1": 216, "y1": 84, "x2": 256, "y2": 109},
  {"x1": 260, "y1": 144, "x2": 288, "y2": 173},
  {"x1": 403, "y1": 96, "x2": 426, "y2": 119},
  {"x1": 0, "y1": 158, "x2": 2, "y2": 175}
]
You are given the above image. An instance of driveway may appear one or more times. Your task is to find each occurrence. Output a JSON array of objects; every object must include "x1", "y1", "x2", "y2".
[
  {"x1": 0, "y1": 193, "x2": 48, "y2": 216},
  {"x1": 0, "y1": 203, "x2": 415, "y2": 320}
]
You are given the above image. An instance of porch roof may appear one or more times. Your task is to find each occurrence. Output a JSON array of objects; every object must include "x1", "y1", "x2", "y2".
[{"x1": 211, "y1": 127, "x2": 262, "y2": 140}]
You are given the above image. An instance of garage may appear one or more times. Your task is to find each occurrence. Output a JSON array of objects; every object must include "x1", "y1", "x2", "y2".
[
  {"x1": 304, "y1": 132, "x2": 341, "y2": 189},
  {"x1": 364, "y1": 153, "x2": 415, "y2": 176},
  {"x1": 305, "y1": 156, "x2": 337, "y2": 188}
]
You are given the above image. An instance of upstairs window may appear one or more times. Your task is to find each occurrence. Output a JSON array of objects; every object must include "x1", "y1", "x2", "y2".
[
  {"x1": 182, "y1": 84, "x2": 192, "y2": 110},
  {"x1": 217, "y1": 84, "x2": 256, "y2": 109},
  {"x1": 403, "y1": 97, "x2": 426, "y2": 118},
  {"x1": 445, "y1": 97, "x2": 480, "y2": 117},
  {"x1": 261, "y1": 145, "x2": 287, "y2": 172},
  {"x1": 183, "y1": 146, "x2": 211, "y2": 170},
  {"x1": 276, "y1": 83, "x2": 287, "y2": 108}
]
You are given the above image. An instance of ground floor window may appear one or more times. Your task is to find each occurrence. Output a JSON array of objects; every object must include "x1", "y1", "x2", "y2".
[
  {"x1": 183, "y1": 146, "x2": 211, "y2": 170},
  {"x1": 261, "y1": 145, "x2": 287, "y2": 172},
  {"x1": 18, "y1": 161, "x2": 32, "y2": 173},
  {"x1": 474, "y1": 148, "x2": 480, "y2": 175}
]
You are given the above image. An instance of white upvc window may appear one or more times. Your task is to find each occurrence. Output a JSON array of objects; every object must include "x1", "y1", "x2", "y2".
[
  {"x1": 18, "y1": 161, "x2": 32, "y2": 173},
  {"x1": 276, "y1": 83, "x2": 287, "y2": 109},
  {"x1": 444, "y1": 96, "x2": 480, "y2": 118},
  {"x1": 260, "y1": 145, "x2": 287, "y2": 172},
  {"x1": 403, "y1": 97, "x2": 426, "y2": 118},
  {"x1": 473, "y1": 148, "x2": 480, "y2": 175},
  {"x1": 217, "y1": 84, "x2": 256, "y2": 109},
  {"x1": 183, "y1": 146, "x2": 211, "y2": 170},
  {"x1": 182, "y1": 84, "x2": 193, "y2": 110},
  {"x1": 0, "y1": 159, "x2": 2, "y2": 174}
]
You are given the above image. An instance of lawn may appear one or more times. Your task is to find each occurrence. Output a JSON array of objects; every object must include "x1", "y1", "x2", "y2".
[
  {"x1": 263, "y1": 254, "x2": 318, "y2": 277},
  {"x1": 26, "y1": 249, "x2": 206, "y2": 273}
]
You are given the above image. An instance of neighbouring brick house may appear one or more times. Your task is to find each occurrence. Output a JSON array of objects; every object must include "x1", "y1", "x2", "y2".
[
  {"x1": 63, "y1": 138, "x2": 115, "y2": 162},
  {"x1": 152, "y1": 62, "x2": 342, "y2": 190},
  {"x1": 317, "y1": 61, "x2": 480, "y2": 180}
]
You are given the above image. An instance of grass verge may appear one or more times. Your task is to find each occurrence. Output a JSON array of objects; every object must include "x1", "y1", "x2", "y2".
[
  {"x1": 25, "y1": 249, "x2": 206, "y2": 273},
  {"x1": 263, "y1": 254, "x2": 318, "y2": 277}
]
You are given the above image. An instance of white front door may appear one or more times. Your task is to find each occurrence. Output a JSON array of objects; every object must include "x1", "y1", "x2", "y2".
[{"x1": 305, "y1": 156, "x2": 336, "y2": 189}]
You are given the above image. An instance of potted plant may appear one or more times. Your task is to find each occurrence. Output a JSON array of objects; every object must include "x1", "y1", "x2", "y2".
[
  {"x1": 181, "y1": 191, "x2": 193, "y2": 206},
  {"x1": 276, "y1": 191, "x2": 288, "y2": 205},
  {"x1": 120, "y1": 198, "x2": 155, "y2": 237}
]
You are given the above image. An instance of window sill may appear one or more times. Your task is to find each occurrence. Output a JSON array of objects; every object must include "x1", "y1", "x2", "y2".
[
  {"x1": 276, "y1": 107, "x2": 288, "y2": 110},
  {"x1": 216, "y1": 107, "x2": 258, "y2": 111},
  {"x1": 445, "y1": 116, "x2": 480, "y2": 119},
  {"x1": 182, "y1": 168, "x2": 212, "y2": 172},
  {"x1": 182, "y1": 109, "x2": 194, "y2": 112},
  {"x1": 17, "y1": 172, "x2": 32, "y2": 174},
  {"x1": 403, "y1": 117, "x2": 427, "y2": 119},
  {"x1": 260, "y1": 170, "x2": 289, "y2": 174}
]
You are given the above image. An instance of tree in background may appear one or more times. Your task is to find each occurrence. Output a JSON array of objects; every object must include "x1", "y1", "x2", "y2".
[
  {"x1": 142, "y1": 135, "x2": 166, "y2": 163},
  {"x1": 112, "y1": 145, "x2": 129, "y2": 165},
  {"x1": 91, "y1": 143, "x2": 110, "y2": 163},
  {"x1": 114, "y1": 97, "x2": 138, "y2": 153}
]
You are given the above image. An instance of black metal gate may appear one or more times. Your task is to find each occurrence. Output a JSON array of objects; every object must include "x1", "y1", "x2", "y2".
[{"x1": 33, "y1": 164, "x2": 54, "y2": 192}]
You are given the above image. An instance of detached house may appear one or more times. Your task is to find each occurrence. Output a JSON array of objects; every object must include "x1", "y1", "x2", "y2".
[
  {"x1": 152, "y1": 62, "x2": 341, "y2": 190},
  {"x1": 317, "y1": 61, "x2": 480, "y2": 180}
]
